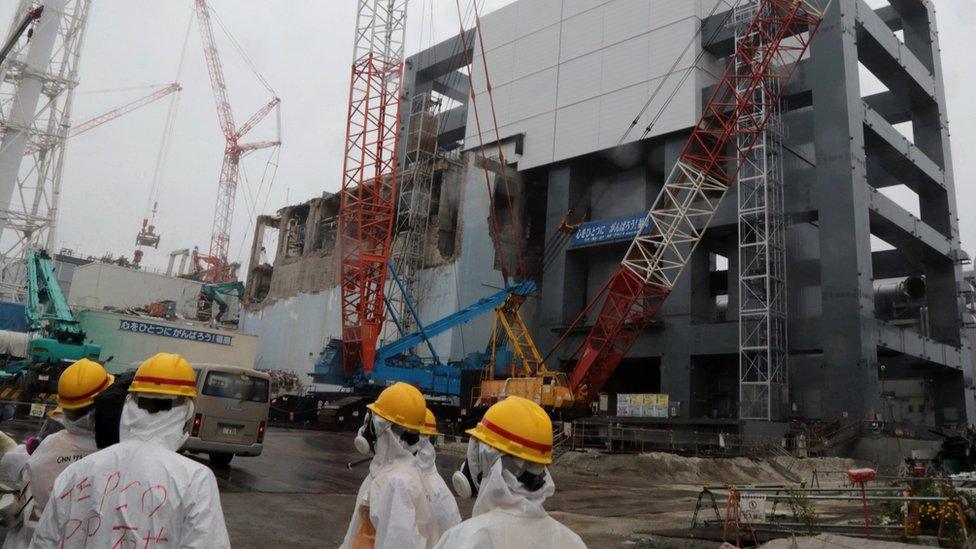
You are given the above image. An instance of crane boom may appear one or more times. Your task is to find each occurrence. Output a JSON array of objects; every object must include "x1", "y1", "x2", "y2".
[
  {"x1": 195, "y1": 0, "x2": 280, "y2": 282},
  {"x1": 22, "y1": 83, "x2": 182, "y2": 156},
  {"x1": 195, "y1": 1, "x2": 235, "y2": 138},
  {"x1": 338, "y1": 0, "x2": 408, "y2": 374},
  {"x1": 567, "y1": 0, "x2": 830, "y2": 400}
]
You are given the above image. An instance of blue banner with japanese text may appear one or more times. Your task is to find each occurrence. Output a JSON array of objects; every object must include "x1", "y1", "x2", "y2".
[{"x1": 570, "y1": 212, "x2": 653, "y2": 247}]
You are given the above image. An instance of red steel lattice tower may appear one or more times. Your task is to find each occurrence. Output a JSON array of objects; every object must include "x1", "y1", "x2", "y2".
[
  {"x1": 338, "y1": 0, "x2": 408, "y2": 374},
  {"x1": 567, "y1": 0, "x2": 830, "y2": 400},
  {"x1": 195, "y1": 0, "x2": 280, "y2": 282}
]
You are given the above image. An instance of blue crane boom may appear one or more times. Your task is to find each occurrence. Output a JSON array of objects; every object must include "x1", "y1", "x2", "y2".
[
  {"x1": 375, "y1": 280, "x2": 536, "y2": 364},
  {"x1": 313, "y1": 267, "x2": 536, "y2": 401}
]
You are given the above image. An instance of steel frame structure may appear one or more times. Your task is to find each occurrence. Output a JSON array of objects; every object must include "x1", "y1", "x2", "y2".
[
  {"x1": 0, "y1": 0, "x2": 92, "y2": 301},
  {"x1": 385, "y1": 91, "x2": 441, "y2": 336},
  {"x1": 338, "y1": 0, "x2": 408, "y2": 374},
  {"x1": 733, "y1": 1, "x2": 789, "y2": 421},
  {"x1": 567, "y1": 0, "x2": 829, "y2": 401},
  {"x1": 195, "y1": 0, "x2": 280, "y2": 283}
]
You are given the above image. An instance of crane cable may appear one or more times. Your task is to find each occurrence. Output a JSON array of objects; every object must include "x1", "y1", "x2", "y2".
[
  {"x1": 234, "y1": 144, "x2": 281, "y2": 264},
  {"x1": 209, "y1": 6, "x2": 276, "y2": 95},
  {"x1": 143, "y1": 9, "x2": 193, "y2": 224},
  {"x1": 534, "y1": 0, "x2": 742, "y2": 282},
  {"x1": 453, "y1": 0, "x2": 525, "y2": 284},
  {"x1": 539, "y1": 0, "x2": 745, "y2": 364}
]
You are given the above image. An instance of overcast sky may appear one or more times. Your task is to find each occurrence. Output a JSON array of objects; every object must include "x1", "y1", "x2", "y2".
[{"x1": 1, "y1": 0, "x2": 974, "y2": 272}]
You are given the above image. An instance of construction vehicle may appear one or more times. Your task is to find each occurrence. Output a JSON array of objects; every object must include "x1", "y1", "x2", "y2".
[
  {"x1": 312, "y1": 262, "x2": 535, "y2": 411},
  {"x1": 197, "y1": 280, "x2": 245, "y2": 324},
  {"x1": 0, "y1": 250, "x2": 101, "y2": 400},
  {"x1": 475, "y1": 293, "x2": 578, "y2": 411}
]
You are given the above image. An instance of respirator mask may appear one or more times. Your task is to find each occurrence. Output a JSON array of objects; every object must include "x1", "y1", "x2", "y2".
[
  {"x1": 354, "y1": 411, "x2": 422, "y2": 456},
  {"x1": 354, "y1": 412, "x2": 378, "y2": 455},
  {"x1": 451, "y1": 438, "x2": 501, "y2": 499}
]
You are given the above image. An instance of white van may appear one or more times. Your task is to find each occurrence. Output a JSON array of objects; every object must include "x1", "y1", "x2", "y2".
[{"x1": 184, "y1": 364, "x2": 270, "y2": 467}]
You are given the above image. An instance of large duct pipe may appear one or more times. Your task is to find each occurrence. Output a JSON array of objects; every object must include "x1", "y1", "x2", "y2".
[{"x1": 874, "y1": 276, "x2": 926, "y2": 321}]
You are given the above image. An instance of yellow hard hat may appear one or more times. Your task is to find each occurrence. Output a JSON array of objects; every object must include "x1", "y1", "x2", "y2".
[
  {"x1": 420, "y1": 408, "x2": 438, "y2": 436},
  {"x1": 57, "y1": 358, "x2": 114, "y2": 410},
  {"x1": 129, "y1": 353, "x2": 197, "y2": 399},
  {"x1": 366, "y1": 382, "x2": 426, "y2": 432},
  {"x1": 467, "y1": 396, "x2": 553, "y2": 464}
]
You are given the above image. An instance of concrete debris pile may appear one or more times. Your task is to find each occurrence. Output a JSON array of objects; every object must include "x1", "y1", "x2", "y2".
[{"x1": 556, "y1": 450, "x2": 855, "y2": 485}]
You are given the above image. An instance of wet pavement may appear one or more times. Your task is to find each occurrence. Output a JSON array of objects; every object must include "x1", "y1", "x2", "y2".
[
  {"x1": 0, "y1": 421, "x2": 701, "y2": 547},
  {"x1": 210, "y1": 428, "x2": 698, "y2": 548}
]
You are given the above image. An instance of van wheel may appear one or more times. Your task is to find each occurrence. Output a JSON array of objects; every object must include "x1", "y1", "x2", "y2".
[{"x1": 209, "y1": 452, "x2": 233, "y2": 468}]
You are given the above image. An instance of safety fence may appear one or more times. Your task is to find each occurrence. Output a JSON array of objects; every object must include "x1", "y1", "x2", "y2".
[{"x1": 565, "y1": 421, "x2": 791, "y2": 458}]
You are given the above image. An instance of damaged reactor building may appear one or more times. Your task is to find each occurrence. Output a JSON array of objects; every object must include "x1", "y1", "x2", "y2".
[{"x1": 240, "y1": 0, "x2": 974, "y2": 434}]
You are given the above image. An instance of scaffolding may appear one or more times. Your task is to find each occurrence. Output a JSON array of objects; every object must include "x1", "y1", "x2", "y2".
[
  {"x1": 0, "y1": 0, "x2": 93, "y2": 301},
  {"x1": 386, "y1": 92, "x2": 441, "y2": 336},
  {"x1": 734, "y1": 1, "x2": 789, "y2": 421}
]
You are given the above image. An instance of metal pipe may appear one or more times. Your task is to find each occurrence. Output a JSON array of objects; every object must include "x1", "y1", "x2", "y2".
[{"x1": 874, "y1": 276, "x2": 926, "y2": 320}]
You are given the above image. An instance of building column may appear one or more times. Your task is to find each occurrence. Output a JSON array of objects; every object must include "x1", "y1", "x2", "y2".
[
  {"x1": 537, "y1": 163, "x2": 586, "y2": 356},
  {"x1": 810, "y1": 0, "x2": 880, "y2": 421}
]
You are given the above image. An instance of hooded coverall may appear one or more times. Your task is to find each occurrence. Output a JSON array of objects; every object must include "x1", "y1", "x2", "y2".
[
  {"x1": 30, "y1": 396, "x2": 230, "y2": 548},
  {"x1": 340, "y1": 415, "x2": 441, "y2": 549},
  {"x1": 435, "y1": 457, "x2": 586, "y2": 549}
]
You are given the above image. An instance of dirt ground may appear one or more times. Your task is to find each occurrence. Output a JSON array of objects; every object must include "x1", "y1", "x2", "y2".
[{"x1": 213, "y1": 428, "x2": 858, "y2": 548}]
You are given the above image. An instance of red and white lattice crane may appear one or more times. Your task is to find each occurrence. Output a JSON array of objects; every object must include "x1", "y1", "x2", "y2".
[
  {"x1": 338, "y1": 0, "x2": 408, "y2": 373},
  {"x1": 22, "y1": 83, "x2": 182, "y2": 157},
  {"x1": 195, "y1": 0, "x2": 280, "y2": 283},
  {"x1": 563, "y1": 0, "x2": 830, "y2": 400}
]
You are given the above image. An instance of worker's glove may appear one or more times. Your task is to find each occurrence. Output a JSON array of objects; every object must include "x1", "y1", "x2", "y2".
[{"x1": 0, "y1": 432, "x2": 15, "y2": 454}]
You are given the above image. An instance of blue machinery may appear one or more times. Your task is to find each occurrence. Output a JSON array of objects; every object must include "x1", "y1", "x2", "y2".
[{"x1": 313, "y1": 262, "x2": 535, "y2": 401}]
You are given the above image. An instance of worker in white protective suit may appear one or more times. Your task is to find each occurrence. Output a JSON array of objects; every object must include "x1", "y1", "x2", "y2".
[
  {"x1": 31, "y1": 353, "x2": 230, "y2": 548},
  {"x1": 412, "y1": 409, "x2": 461, "y2": 535},
  {"x1": 3, "y1": 359, "x2": 114, "y2": 548},
  {"x1": 437, "y1": 396, "x2": 586, "y2": 549},
  {"x1": 0, "y1": 431, "x2": 24, "y2": 488},
  {"x1": 340, "y1": 382, "x2": 442, "y2": 549}
]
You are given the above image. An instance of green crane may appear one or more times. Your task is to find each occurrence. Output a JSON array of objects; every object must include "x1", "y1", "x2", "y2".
[{"x1": 22, "y1": 249, "x2": 100, "y2": 366}]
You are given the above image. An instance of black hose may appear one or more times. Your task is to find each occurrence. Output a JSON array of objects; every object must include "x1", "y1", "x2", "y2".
[{"x1": 347, "y1": 456, "x2": 372, "y2": 469}]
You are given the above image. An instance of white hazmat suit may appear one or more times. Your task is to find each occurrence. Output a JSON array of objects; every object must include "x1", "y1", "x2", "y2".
[
  {"x1": 412, "y1": 437, "x2": 461, "y2": 535},
  {"x1": 31, "y1": 396, "x2": 230, "y2": 548},
  {"x1": 3, "y1": 414, "x2": 98, "y2": 549},
  {"x1": 340, "y1": 415, "x2": 440, "y2": 549},
  {"x1": 435, "y1": 449, "x2": 586, "y2": 549}
]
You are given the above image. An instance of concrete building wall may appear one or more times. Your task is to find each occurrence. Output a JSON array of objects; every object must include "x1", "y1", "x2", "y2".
[
  {"x1": 69, "y1": 262, "x2": 203, "y2": 319},
  {"x1": 466, "y1": 0, "x2": 724, "y2": 170},
  {"x1": 78, "y1": 310, "x2": 257, "y2": 373}
]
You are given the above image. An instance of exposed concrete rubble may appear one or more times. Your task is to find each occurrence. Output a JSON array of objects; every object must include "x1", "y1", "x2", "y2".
[{"x1": 243, "y1": 155, "x2": 477, "y2": 311}]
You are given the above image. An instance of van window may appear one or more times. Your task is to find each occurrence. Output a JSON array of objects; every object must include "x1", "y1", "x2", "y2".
[{"x1": 202, "y1": 372, "x2": 270, "y2": 403}]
